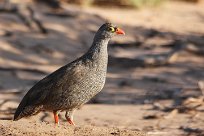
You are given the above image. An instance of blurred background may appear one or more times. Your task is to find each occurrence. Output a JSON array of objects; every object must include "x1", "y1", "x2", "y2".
[{"x1": 0, "y1": 0, "x2": 204, "y2": 135}]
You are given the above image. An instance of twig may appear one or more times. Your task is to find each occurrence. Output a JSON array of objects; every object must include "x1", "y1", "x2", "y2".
[
  {"x1": 0, "y1": 3, "x2": 47, "y2": 34},
  {"x1": 0, "y1": 89, "x2": 24, "y2": 94},
  {"x1": 27, "y1": 6, "x2": 48, "y2": 34},
  {"x1": 0, "y1": 67, "x2": 48, "y2": 75},
  {"x1": 185, "y1": 44, "x2": 204, "y2": 56},
  {"x1": 109, "y1": 44, "x2": 184, "y2": 68}
]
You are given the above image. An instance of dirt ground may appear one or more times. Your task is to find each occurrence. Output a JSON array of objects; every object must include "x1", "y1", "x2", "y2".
[{"x1": 0, "y1": 1, "x2": 204, "y2": 136}]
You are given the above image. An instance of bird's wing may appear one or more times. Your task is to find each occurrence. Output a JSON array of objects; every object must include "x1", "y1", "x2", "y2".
[
  {"x1": 14, "y1": 60, "x2": 87, "y2": 118},
  {"x1": 28, "y1": 61, "x2": 87, "y2": 105}
]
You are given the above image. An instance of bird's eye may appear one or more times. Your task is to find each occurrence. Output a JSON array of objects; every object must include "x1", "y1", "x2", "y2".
[{"x1": 108, "y1": 26, "x2": 116, "y2": 33}]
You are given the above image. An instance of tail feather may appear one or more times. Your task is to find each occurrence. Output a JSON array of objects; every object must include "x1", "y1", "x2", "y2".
[
  {"x1": 14, "y1": 107, "x2": 27, "y2": 121},
  {"x1": 14, "y1": 105, "x2": 42, "y2": 121},
  {"x1": 14, "y1": 96, "x2": 29, "y2": 121},
  {"x1": 13, "y1": 111, "x2": 23, "y2": 121},
  {"x1": 13, "y1": 94, "x2": 42, "y2": 121}
]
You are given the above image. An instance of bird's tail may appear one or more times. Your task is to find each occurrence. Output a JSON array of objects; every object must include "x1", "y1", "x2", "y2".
[
  {"x1": 13, "y1": 93, "x2": 42, "y2": 121},
  {"x1": 14, "y1": 105, "x2": 42, "y2": 121},
  {"x1": 13, "y1": 111, "x2": 23, "y2": 121},
  {"x1": 14, "y1": 96, "x2": 29, "y2": 121}
]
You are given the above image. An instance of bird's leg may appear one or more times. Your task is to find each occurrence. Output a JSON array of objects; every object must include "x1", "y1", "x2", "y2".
[
  {"x1": 53, "y1": 110, "x2": 60, "y2": 125},
  {"x1": 65, "y1": 110, "x2": 75, "y2": 126}
]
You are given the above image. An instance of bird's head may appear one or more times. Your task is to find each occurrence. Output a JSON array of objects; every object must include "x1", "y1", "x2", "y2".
[{"x1": 95, "y1": 23, "x2": 125, "y2": 40}]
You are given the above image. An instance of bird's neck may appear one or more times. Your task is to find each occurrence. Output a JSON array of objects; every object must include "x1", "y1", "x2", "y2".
[
  {"x1": 86, "y1": 38, "x2": 110, "y2": 64},
  {"x1": 89, "y1": 39, "x2": 109, "y2": 58}
]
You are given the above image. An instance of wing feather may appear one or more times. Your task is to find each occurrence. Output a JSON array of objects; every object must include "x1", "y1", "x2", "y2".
[{"x1": 14, "y1": 60, "x2": 87, "y2": 120}]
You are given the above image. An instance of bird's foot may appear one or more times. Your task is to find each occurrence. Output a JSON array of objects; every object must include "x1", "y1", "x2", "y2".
[
  {"x1": 53, "y1": 111, "x2": 60, "y2": 126},
  {"x1": 67, "y1": 118, "x2": 75, "y2": 126},
  {"x1": 65, "y1": 110, "x2": 75, "y2": 126},
  {"x1": 54, "y1": 121, "x2": 59, "y2": 126}
]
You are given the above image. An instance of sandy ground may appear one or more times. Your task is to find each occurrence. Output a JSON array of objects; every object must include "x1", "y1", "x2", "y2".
[
  {"x1": 0, "y1": 1, "x2": 204, "y2": 136},
  {"x1": 0, "y1": 118, "x2": 146, "y2": 136}
]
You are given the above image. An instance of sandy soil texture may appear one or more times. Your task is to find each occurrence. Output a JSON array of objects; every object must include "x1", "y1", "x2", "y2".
[{"x1": 0, "y1": 120, "x2": 146, "y2": 136}]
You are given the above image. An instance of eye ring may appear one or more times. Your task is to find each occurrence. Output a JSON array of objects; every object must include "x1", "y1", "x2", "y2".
[{"x1": 108, "y1": 26, "x2": 116, "y2": 32}]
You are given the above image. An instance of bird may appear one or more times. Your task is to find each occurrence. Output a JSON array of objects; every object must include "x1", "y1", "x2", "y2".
[{"x1": 13, "y1": 22, "x2": 125, "y2": 125}]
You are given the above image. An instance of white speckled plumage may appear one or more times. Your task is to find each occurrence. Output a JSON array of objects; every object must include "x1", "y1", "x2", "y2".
[{"x1": 14, "y1": 23, "x2": 125, "y2": 125}]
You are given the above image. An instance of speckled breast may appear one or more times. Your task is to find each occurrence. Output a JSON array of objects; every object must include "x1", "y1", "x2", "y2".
[{"x1": 44, "y1": 61, "x2": 108, "y2": 111}]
